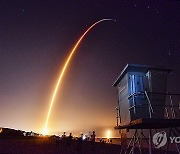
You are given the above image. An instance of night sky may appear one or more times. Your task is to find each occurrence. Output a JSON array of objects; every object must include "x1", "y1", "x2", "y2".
[{"x1": 0, "y1": 1, "x2": 180, "y2": 137}]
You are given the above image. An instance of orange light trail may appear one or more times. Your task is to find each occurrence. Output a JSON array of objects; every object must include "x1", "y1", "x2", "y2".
[{"x1": 42, "y1": 19, "x2": 114, "y2": 135}]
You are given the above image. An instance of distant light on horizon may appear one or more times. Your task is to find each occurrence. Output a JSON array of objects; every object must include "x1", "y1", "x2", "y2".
[
  {"x1": 42, "y1": 128, "x2": 48, "y2": 135},
  {"x1": 0, "y1": 128, "x2": 2, "y2": 134},
  {"x1": 82, "y1": 134, "x2": 87, "y2": 140},
  {"x1": 107, "y1": 130, "x2": 111, "y2": 139}
]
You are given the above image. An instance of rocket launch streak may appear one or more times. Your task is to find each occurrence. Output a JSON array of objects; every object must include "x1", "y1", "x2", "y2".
[{"x1": 42, "y1": 19, "x2": 115, "y2": 135}]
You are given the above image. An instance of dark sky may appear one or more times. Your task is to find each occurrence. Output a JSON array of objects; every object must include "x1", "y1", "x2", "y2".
[{"x1": 0, "y1": 0, "x2": 179, "y2": 137}]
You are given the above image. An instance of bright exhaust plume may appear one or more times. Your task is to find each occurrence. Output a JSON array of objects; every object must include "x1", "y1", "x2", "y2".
[{"x1": 43, "y1": 19, "x2": 115, "y2": 135}]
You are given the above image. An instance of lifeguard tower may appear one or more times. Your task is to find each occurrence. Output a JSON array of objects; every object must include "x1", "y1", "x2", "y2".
[{"x1": 113, "y1": 64, "x2": 180, "y2": 154}]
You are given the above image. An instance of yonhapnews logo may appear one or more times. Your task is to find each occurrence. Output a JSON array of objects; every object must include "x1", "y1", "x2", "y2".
[{"x1": 153, "y1": 131, "x2": 167, "y2": 148}]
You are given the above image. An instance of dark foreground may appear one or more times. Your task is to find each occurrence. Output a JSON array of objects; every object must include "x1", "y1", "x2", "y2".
[
  {"x1": 0, "y1": 138, "x2": 179, "y2": 154},
  {"x1": 0, "y1": 137, "x2": 121, "y2": 154}
]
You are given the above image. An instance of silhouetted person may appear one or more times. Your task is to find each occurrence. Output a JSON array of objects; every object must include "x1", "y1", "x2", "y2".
[
  {"x1": 55, "y1": 137, "x2": 60, "y2": 153},
  {"x1": 90, "y1": 131, "x2": 96, "y2": 152},
  {"x1": 76, "y1": 134, "x2": 83, "y2": 153},
  {"x1": 90, "y1": 131, "x2": 96, "y2": 142},
  {"x1": 62, "y1": 132, "x2": 66, "y2": 139},
  {"x1": 66, "y1": 133, "x2": 73, "y2": 151},
  {"x1": 110, "y1": 139, "x2": 112, "y2": 144},
  {"x1": 61, "y1": 132, "x2": 66, "y2": 151},
  {"x1": 80, "y1": 133, "x2": 83, "y2": 139},
  {"x1": 69, "y1": 133, "x2": 73, "y2": 139}
]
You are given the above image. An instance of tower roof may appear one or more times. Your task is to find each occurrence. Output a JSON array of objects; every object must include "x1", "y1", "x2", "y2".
[{"x1": 112, "y1": 64, "x2": 172, "y2": 87}]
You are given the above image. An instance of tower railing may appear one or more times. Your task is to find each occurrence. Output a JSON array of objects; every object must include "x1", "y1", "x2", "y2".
[{"x1": 116, "y1": 92, "x2": 180, "y2": 126}]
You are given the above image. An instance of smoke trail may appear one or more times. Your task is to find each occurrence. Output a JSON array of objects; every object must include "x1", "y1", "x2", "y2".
[{"x1": 43, "y1": 19, "x2": 115, "y2": 135}]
